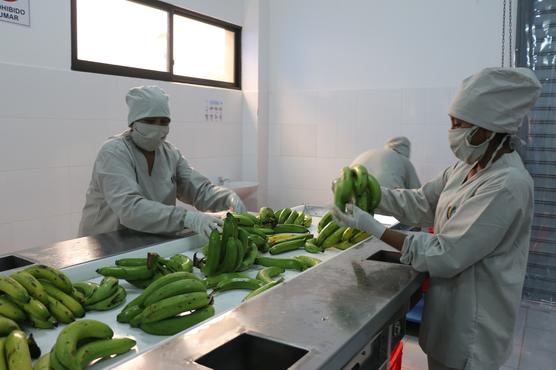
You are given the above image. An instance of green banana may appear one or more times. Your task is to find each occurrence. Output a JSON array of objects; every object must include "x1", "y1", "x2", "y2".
[
  {"x1": 231, "y1": 213, "x2": 255, "y2": 227},
  {"x1": 255, "y1": 256, "x2": 304, "y2": 271},
  {"x1": 221, "y1": 213, "x2": 237, "y2": 248},
  {"x1": 140, "y1": 305, "x2": 215, "y2": 336},
  {"x1": 322, "y1": 226, "x2": 348, "y2": 249},
  {"x1": 253, "y1": 227, "x2": 275, "y2": 235},
  {"x1": 237, "y1": 228, "x2": 250, "y2": 260},
  {"x1": 342, "y1": 227, "x2": 356, "y2": 242},
  {"x1": 220, "y1": 237, "x2": 239, "y2": 273},
  {"x1": 24, "y1": 265, "x2": 73, "y2": 295},
  {"x1": 240, "y1": 227, "x2": 268, "y2": 240},
  {"x1": 204, "y1": 272, "x2": 249, "y2": 289},
  {"x1": 73, "y1": 282, "x2": 98, "y2": 299},
  {"x1": 6, "y1": 330, "x2": 32, "y2": 370},
  {"x1": 318, "y1": 211, "x2": 333, "y2": 232},
  {"x1": 32, "y1": 353, "x2": 50, "y2": 370},
  {"x1": 201, "y1": 230, "x2": 222, "y2": 277},
  {"x1": 0, "y1": 316, "x2": 19, "y2": 336},
  {"x1": 0, "y1": 296, "x2": 26, "y2": 323},
  {"x1": 351, "y1": 164, "x2": 369, "y2": 195},
  {"x1": 214, "y1": 277, "x2": 264, "y2": 292},
  {"x1": 96, "y1": 265, "x2": 154, "y2": 280},
  {"x1": 273, "y1": 224, "x2": 309, "y2": 234},
  {"x1": 86, "y1": 286, "x2": 126, "y2": 311},
  {"x1": 72, "y1": 288, "x2": 86, "y2": 305},
  {"x1": 294, "y1": 212, "x2": 306, "y2": 225},
  {"x1": 237, "y1": 242, "x2": 258, "y2": 271},
  {"x1": 0, "y1": 276, "x2": 30, "y2": 304},
  {"x1": 170, "y1": 254, "x2": 193, "y2": 272},
  {"x1": 304, "y1": 240, "x2": 322, "y2": 254},
  {"x1": 115, "y1": 258, "x2": 147, "y2": 267},
  {"x1": 367, "y1": 173, "x2": 382, "y2": 212},
  {"x1": 75, "y1": 337, "x2": 136, "y2": 370},
  {"x1": 315, "y1": 220, "x2": 339, "y2": 246},
  {"x1": 294, "y1": 256, "x2": 321, "y2": 269},
  {"x1": 28, "y1": 316, "x2": 57, "y2": 329},
  {"x1": 54, "y1": 320, "x2": 114, "y2": 369},
  {"x1": 14, "y1": 297, "x2": 50, "y2": 321},
  {"x1": 269, "y1": 238, "x2": 306, "y2": 255},
  {"x1": 256, "y1": 266, "x2": 285, "y2": 284},
  {"x1": 10, "y1": 271, "x2": 49, "y2": 305},
  {"x1": 303, "y1": 215, "x2": 313, "y2": 227},
  {"x1": 41, "y1": 281, "x2": 85, "y2": 318},
  {"x1": 258, "y1": 207, "x2": 276, "y2": 226},
  {"x1": 247, "y1": 234, "x2": 267, "y2": 250},
  {"x1": 47, "y1": 296, "x2": 74, "y2": 324},
  {"x1": 117, "y1": 304, "x2": 143, "y2": 324},
  {"x1": 268, "y1": 233, "x2": 308, "y2": 246},
  {"x1": 350, "y1": 230, "x2": 370, "y2": 243},
  {"x1": 143, "y1": 279, "x2": 206, "y2": 307},
  {"x1": 277, "y1": 208, "x2": 292, "y2": 224},
  {"x1": 125, "y1": 278, "x2": 153, "y2": 289},
  {"x1": 49, "y1": 350, "x2": 65, "y2": 370},
  {"x1": 85, "y1": 277, "x2": 118, "y2": 305},
  {"x1": 284, "y1": 210, "x2": 299, "y2": 225},
  {"x1": 356, "y1": 190, "x2": 371, "y2": 212},
  {"x1": 140, "y1": 292, "x2": 211, "y2": 324},
  {"x1": 243, "y1": 277, "x2": 284, "y2": 302},
  {"x1": 334, "y1": 240, "x2": 354, "y2": 250},
  {"x1": 0, "y1": 338, "x2": 7, "y2": 370}
]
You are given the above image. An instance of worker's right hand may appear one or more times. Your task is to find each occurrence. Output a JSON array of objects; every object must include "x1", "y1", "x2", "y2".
[
  {"x1": 184, "y1": 210, "x2": 223, "y2": 239},
  {"x1": 332, "y1": 204, "x2": 386, "y2": 239}
]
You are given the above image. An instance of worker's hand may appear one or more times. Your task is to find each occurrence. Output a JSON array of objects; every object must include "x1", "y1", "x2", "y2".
[
  {"x1": 227, "y1": 193, "x2": 246, "y2": 213},
  {"x1": 332, "y1": 204, "x2": 386, "y2": 238},
  {"x1": 184, "y1": 210, "x2": 223, "y2": 239}
]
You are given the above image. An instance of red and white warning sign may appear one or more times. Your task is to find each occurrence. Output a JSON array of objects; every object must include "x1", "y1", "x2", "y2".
[{"x1": 1, "y1": 0, "x2": 30, "y2": 27}]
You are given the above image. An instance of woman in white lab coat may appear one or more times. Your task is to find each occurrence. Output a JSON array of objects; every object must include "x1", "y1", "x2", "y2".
[
  {"x1": 79, "y1": 86, "x2": 245, "y2": 238},
  {"x1": 333, "y1": 68, "x2": 541, "y2": 370}
]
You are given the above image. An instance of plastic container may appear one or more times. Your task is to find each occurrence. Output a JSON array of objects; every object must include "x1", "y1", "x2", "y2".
[{"x1": 389, "y1": 340, "x2": 403, "y2": 370}]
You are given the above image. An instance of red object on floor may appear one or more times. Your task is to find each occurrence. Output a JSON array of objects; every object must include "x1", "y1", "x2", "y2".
[{"x1": 389, "y1": 340, "x2": 403, "y2": 370}]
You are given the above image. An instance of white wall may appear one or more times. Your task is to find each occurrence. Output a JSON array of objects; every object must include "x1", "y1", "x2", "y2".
[
  {"x1": 0, "y1": 0, "x2": 245, "y2": 253},
  {"x1": 263, "y1": 0, "x2": 509, "y2": 209}
]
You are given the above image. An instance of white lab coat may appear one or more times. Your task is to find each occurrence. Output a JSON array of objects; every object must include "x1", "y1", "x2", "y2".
[
  {"x1": 377, "y1": 151, "x2": 533, "y2": 370},
  {"x1": 351, "y1": 148, "x2": 421, "y2": 189},
  {"x1": 78, "y1": 131, "x2": 234, "y2": 236}
]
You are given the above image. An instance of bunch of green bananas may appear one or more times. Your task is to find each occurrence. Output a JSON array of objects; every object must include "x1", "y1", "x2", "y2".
[
  {"x1": 0, "y1": 329, "x2": 39, "y2": 370},
  {"x1": 313, "y1": 210, "x2": 370, "y2": 250},
  {"x1": 333, "y1": 165, "x2": 381, "y2": 213},
  {"x1": 96, "y1": 252, "x2": 193, "y2": 289},
  {"x1": 198, "y1": 213, "x2": 260, "y2": 276},
  {"x1": 38, "y1": 319, "x2": 135, "y2": 370},
  {"x1": 117, "y1": 272, "x2": 214, "y2": 336},
  {"x1": 274, "y1": 208, "x2": 312, "y2": 227},
  {"x1": 72, "y1": 277, "x2": 127, "y2": 312},
  {"x1": 0, "y1": 265, "x2": 86, "y2": 330}
]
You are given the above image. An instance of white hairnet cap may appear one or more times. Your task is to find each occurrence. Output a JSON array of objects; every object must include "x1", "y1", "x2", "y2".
[
  {"x1": 386, "y1": 136, "x2": 411, "y2": 158},
  {"x1": 126, "y1": 86, "x2": 171, "y2": 126},
  {"x1": 448, "y1": 67, "x2": 541, "y2": 134}
]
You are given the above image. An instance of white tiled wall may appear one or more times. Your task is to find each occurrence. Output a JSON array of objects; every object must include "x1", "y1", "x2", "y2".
[
  {"x1": 0, "y1": 63, "x2": 243, "y2": 253},
  {"x1": 266, "y1": 87, "x2": 457, "y2": 209}
]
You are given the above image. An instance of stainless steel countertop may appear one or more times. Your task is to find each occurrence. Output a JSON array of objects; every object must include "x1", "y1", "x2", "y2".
[
  {"x1": 14, "y1": 229, "x2": 191, "y2": 269},
  {"x1": 113, "y1": 237, "x2": 425, "y2": 370}
]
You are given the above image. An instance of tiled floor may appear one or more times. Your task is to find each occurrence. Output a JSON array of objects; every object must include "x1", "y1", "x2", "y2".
[{"x1": 401, "y1": 300, "x2": 556, "y2": 370}]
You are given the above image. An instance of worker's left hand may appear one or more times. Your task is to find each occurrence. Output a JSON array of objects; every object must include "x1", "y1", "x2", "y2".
[
  {"x1": 332, "y1": 204, "x2": 386, "y2": 238},
  {"x1": 227, "y1": 193, "x2": 246, "y2": 213}
]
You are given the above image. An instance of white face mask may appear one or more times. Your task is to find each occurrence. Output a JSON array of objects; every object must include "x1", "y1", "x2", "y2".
[
  {"x1": 448, "y1": 127, "x2": 494, "y2": 165},
  {"x1": 130, "y1": 122, "x2": 169, "y2": 151}
]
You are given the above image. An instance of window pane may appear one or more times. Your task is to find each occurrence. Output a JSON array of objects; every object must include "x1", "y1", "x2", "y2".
[
  {"x1": 173, "y1": 15, "x2": 235, "y2": 83},
  {"x1": 76, "y1": 0, "x2": 168, "y2": 71}
]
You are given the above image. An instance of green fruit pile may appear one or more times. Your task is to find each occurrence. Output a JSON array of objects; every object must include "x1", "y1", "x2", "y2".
[
  {"x1": 73, "y1": 277, "x2": 126, "y2": 312},
  {"x1": 117, "y1": 272, "x2": 214, "y2": 336},
  {"x1": 311, "y1": 210, "x2": 370, "y2": 251},
  {"x1": 333, "y1": 164, "x2": 381, "y2": 213}
]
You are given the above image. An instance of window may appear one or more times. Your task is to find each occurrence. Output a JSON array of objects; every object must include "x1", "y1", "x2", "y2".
[{"x1": 71, "y1": 0, "x2": 241, "y2": 89}]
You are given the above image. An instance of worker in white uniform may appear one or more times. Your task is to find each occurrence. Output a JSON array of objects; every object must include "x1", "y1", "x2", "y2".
[
  {"x1": 333, "y1": 67, "x2": 541, "y2": 370},
  {"x1": 351, "y1": 137, "x2": 421, "y2": 189},
  {"x1": 79, "y1": 86, "x2": 245, "y2": 238}
]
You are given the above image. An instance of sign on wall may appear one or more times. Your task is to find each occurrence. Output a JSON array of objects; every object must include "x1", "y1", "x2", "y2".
[{"x1": 0, "y1": 0, "x2": 30, "y2": 27}]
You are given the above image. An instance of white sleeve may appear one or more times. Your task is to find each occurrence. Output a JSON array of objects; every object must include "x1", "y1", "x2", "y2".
[
  {"x1": 400, "y1": 182, "x2": 518, "y2": 278},
  {"x1": 96, "y1": 149, "x2": 187, "y2": 234},
  {"x1": 175, "y1": 153, "x2": 235, "y2": 212},
  {"x1": 376, "y1": 167, "x2": 448, "y2": 227}
]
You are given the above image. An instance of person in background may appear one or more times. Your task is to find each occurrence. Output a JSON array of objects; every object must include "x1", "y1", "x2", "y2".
[
  {"x1": 351, "y1": 137, "x2": 421, "y2": 189},
  {"x1": 333, "y1": 67, "x2": 541, "y2": 370},
  {"x1": 79, "y1": 86, "x2": 245, "y2": 238}
]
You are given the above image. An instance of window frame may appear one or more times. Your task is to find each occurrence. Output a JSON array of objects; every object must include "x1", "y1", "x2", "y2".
[{"x1": 70, "y1": 0, "x2": 242, "y2": 89}]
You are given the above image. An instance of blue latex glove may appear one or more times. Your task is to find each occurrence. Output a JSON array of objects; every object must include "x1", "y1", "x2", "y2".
[
  {"x1": 184, "y1": 210, "x2": 223, "y2": 238},
  {"x1": 331, "y1": 204, "x2": 386, "y2": 238}
]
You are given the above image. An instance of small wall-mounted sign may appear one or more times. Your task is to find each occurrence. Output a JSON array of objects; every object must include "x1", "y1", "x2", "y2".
[
  {"x1": 205, "y1": 99, "x2": 224, "y2": 122},
  {"x1": 1, "y1": 0, "x2": 30, "y2": 27}
]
